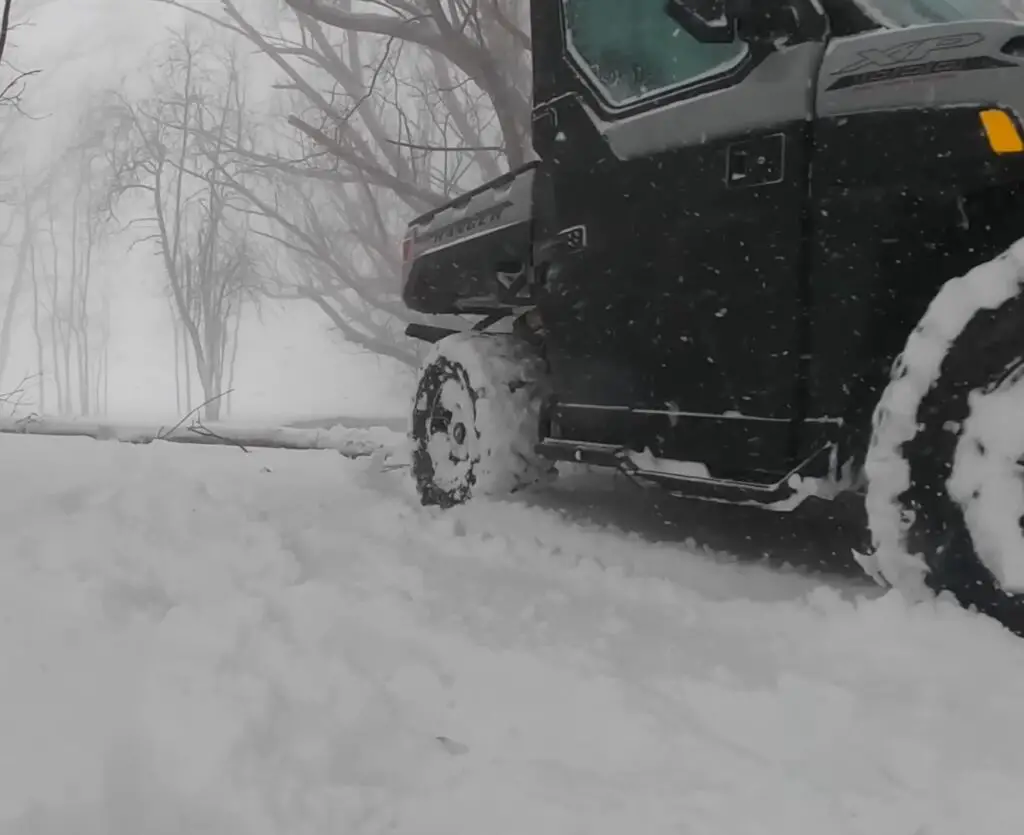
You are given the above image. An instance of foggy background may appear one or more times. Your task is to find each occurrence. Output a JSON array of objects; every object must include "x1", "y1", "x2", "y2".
[{"x1": 0, "y1": 0, "x2": 474, "y2": 424}]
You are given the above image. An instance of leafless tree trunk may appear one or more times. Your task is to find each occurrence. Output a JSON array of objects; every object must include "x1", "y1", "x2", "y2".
[
  {"x1": 224, "y1": 307, "x2": 242, "y2": 417},
  {"x1": 43, "y1": 204, "x2": 68, "y2": 414},
  {"x1": 94, "y1": 293, "x2": 110, "y2": 416},
  {"x1": 67, "y1": 167, "x2": 98, "y2": 415},
  {"x1": 0, "y1": 0, "x2": 13, "y2": 66},
  {"x1": 29, "y1": 238, "x2": 45, "y2": 414},
  {"x1": 183, "y1": 324, "x2": 193, "y2": 413},
  {"x1": 171, "y1": 300, "x2": 181, "y2": 412},
  {"x1": 0, "y1": 201, "x2": 34, "y2": 385}
]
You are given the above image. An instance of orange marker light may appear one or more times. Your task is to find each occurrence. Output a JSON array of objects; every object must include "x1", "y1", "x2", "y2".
[{"x1": 980, "y1": 109, "x2": 1024, "y2": 154}]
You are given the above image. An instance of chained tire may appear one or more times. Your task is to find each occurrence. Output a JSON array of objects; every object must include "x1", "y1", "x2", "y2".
[
  {"x1": 410, "y1": 332, "x2": 549, "y2": 508},
  {"x1": 866, "y1": 240, "x2": 1024, "y2": 633}
]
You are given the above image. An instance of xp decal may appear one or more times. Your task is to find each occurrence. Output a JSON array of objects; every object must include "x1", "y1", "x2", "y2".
[{"x1": 827, "y1": 31, "x2": 1014, "y2": 90}]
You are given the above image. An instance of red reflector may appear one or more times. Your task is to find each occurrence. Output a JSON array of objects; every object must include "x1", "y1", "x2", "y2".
[{"x1": 401, "y1": 237, "x2": 413, "y2": 262}]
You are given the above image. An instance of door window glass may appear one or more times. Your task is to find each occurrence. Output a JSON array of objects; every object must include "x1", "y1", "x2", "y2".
[{"x1": 564, "y1": 0, "x2": 746, "y2": 104}]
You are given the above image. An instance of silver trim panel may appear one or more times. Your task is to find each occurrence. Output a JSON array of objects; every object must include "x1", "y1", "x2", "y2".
[
  {"x1": 575, "y1": 42, "x2": 827, "y2": 161},
  {"x1": 818, "y1": 21, "x2": 1024, "y2": 119}
]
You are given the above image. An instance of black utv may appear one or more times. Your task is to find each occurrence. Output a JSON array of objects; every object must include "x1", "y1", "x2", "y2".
[{"x1": 400, "y1": 0, "x2": 1024, "y2": 632}]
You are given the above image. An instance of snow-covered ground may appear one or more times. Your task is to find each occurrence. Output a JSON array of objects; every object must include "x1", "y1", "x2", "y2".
[{"x1": 3, "y1": 434, "x2": 1024, "y2": 834}]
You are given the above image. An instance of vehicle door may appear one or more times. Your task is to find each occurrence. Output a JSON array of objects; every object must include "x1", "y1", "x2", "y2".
[{"x1": 531, "y1": 0, "x2": 829, "y2": 476}]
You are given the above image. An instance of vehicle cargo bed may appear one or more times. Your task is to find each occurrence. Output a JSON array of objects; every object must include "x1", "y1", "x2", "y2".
[{"x1": 401, "y1": 161, "x2": 537, "y2": 314}]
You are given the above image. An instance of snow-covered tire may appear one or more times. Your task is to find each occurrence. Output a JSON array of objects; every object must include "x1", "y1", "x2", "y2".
[
  {"x1": 865, "y1": 239, "x2": 1024, "y2": 629},
  {"x1": 410, "y1": 332, "x2": 549, "y2": 508}
]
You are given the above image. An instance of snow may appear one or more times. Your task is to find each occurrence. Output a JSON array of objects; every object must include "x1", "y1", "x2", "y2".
[
  {"x1": 426, "y1": 376, "x2": 478, "y2": 492},
  {"x1": 864, "y1": 238, "x2": 1024, "y2": 593},
  {"x1": 418, "y1": 333, "x2": 547, "y2": 497},
  {"x1": 949, "y1": 369, "x2": 1024, "y2": 592},
  {"x1": 627, "y1": 447, "x2": 712, "y2": 479},
  {"x1": 4, "y1": 433, "x2": 1024, "y2": 832}
]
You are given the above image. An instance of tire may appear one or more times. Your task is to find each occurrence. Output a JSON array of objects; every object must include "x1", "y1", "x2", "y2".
[
  {"x1": 410, "y1": 332, "x2": 549, "y2": 508},
  {"x1": 865, "y1": 238, "x2": 1024, "y2": 632}
]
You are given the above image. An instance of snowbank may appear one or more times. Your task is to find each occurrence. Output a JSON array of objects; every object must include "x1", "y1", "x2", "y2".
[{"x1": 1, "y1": 435, "x2": 1024, "y2": 833}]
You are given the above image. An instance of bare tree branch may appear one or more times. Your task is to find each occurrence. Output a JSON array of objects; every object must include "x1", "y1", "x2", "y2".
[{"x1": 153, "y1": 0, "x2": 528, "y2": 368}]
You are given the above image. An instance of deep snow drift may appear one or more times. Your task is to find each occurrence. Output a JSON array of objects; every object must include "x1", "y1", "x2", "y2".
[{"x1": 3, "y1": 433, "x2": 1024, "y2": 834}]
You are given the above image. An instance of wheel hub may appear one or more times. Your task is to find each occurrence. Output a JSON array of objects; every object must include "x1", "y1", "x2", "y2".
[
  {"x1": 423, "y1": 375, "x2": 478, "y2": 492},
  {"x1": 429, "y1": 407, "x2": 469, "y2": 459}
]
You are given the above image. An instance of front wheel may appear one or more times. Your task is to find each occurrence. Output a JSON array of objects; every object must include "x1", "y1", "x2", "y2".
[
  {"x1": 865, "y1": 240, "x2": 1024, "y2": 632},
  {"x1": 410, "y1": 332, "x2": 550, "y2": 508}
]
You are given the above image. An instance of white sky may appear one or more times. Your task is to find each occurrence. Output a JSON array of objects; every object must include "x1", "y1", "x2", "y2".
[{"x1": 2, "y1": 0, "x2": 414, "y2": 423}]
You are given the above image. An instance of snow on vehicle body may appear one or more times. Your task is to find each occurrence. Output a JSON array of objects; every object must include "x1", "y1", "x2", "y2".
[{"x1": 401, "y1": 0, "x2": 1024, "y2": 631}]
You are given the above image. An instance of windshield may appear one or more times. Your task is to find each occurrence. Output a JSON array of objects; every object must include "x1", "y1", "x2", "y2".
[{"x1": 852, "y1": 0, "x2": 1024, "y2": 26}]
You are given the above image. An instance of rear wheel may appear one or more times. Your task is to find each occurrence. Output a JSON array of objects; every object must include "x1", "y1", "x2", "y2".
[
  {"x1": 866, "y1": 240, "x2": 1024, "y2": 632},
  {"x1": 410, "y1": 332, "x2": 549, "y2": 508}
]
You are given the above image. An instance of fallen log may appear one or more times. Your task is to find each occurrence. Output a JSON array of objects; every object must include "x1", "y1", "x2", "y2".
[{"x1": 0, "y1": 415, "x2": 403, "y2": 460}]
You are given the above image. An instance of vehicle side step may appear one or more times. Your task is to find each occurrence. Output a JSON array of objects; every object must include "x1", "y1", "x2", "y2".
[
  {"x1": 536, "y1": 438, "x2": 831, "y2": 510},
  {"x1": 536, "y1": 439, "x2": 624, "y2": 468}
]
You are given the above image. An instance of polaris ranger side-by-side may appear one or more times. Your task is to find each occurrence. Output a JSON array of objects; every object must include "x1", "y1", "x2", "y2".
[{"x1": 400, "y1": 0, "x2": 1024, "y2": 630}]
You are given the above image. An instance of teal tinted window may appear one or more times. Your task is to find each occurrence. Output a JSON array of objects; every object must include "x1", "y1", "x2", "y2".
[{"x1": 564, "y1": 0, "x2": 746, "y2": 103}]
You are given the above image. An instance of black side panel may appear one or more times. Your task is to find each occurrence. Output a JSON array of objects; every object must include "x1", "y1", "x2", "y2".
[
  {"x1": 528, "y1": 0, "x2": 828, "y2": 478},
  {"x1": 806, "y1": 106, "x2": 1024, "y2": 460},
  {"x1": 538, "y1": 114, "x2": 813, "y2": 475}
]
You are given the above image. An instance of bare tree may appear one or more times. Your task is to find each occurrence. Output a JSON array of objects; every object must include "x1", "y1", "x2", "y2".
[
  {"x1": 65, "y1": 142, "x2": 106, "y2": 414},
  {"x1": 28, "y1": 221, "x2": 44, "y2": 412},
  {"x1": 0, "y1": 0, "x2": 41, "y2": 111},
  {"x1": 101, "y1": 27, "x2": 264, "y2": 421},
  {"x1": 160, "y1": 0, "x2": 529, "y2": 365},
  {"x1": 0, "y1": 188, "x2": 36, "y2": 384},
  {"x1": 23, "y1": 141, "x2": 112, "y2": 416},
  {"x1": 0, "y1": 0, "x2": 46, "y2": 391}
]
